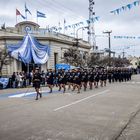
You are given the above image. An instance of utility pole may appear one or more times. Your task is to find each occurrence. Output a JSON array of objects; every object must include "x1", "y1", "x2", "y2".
[
  {"x1": 122, "y1": 49, "x2": 126, "y2": 59},
  {"x1": 103, "y1": 30, "x2": 112, "y2": 66},
  {"x1": 88, "y1": 0, "x2": 96, "y2": 50}
]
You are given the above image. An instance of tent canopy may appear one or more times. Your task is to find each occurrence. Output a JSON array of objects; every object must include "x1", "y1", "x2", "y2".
[
  {"x1": 7, "y1": 34, "x2": 50, "y2": 64},
  {"x1": 56, "y1": 64, "x2": 80, "y2": 70}
]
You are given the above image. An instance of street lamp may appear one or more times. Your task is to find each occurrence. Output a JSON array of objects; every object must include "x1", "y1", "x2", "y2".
[
  {"x1": 74, "y1": 26, "x2": 89, "y2": 48},
  {"x1": 76, "y1": 26, "x2": 89, "y2": 39},
  {"x1": 103, "y1": 30, "x2": 112, "y2": 66}
]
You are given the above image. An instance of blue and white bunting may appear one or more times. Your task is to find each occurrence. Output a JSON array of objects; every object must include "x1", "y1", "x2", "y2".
[
  {"x1": 114, "y1": 35, "x2": 140, "y2": 39},
  {"x1": 110, "y1": 0, "x2": 140, "y2": 15}
]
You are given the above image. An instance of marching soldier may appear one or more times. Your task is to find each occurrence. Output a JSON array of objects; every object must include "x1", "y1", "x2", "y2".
[
  {"x1": 82, "y1": 69, "x2": 88, "y2": 91},
  {"x1": 72, "y1": 69, "x2": 82, "y2": 93},
  {"x1": 46, "y1": 69, "x2": 54, "y2": 93},
  {"x1": 33, "y1": 68, "x2": 42, "y2": 100},
  {"x1": 94, "y1": 69, "x2": 100, "y2": 88}
]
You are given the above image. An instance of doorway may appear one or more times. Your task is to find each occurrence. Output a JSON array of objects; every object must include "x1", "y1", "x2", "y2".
[
  {"x1": 22, "y1": 63, "x2": 41, "y2": 73},
  {"x1": 54, "y1": 52, "x2": 58, "y2": 70}
]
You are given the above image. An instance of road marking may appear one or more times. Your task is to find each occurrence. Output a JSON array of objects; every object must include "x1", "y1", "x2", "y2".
[
  {"x1": 8, "y1": 90, "x2": 49, "y2": 98},
  {"x1": 54, "y1": 90, "x2": 110, "y2": 112},
  {"x1": 123, "y1": 82, "x2": 140, "y2": 84}
]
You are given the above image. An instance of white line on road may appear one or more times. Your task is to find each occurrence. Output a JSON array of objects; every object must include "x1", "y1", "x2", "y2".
[
  {"x1": 8, "y1": 90, "x2": 49, "y2": 98},
  {"x1": 54, "y1": 90, "x2": 110, "y2": 112}
]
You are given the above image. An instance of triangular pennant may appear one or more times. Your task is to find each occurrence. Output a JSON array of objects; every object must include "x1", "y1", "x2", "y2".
[{"x1": 127, "y1": 4, "x2": 133, "y2": 10}]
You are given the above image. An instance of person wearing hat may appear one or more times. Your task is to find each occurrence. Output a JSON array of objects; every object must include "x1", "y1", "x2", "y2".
[
  {"x1": 46, "y1": 69, "x2": 54, "y2": 93},
  {"x1": 33, "y1": 68, "x2": 42, "y2": 100},
  {"x1": 81, "y1": 69, "x2": 88, "y2": 91},
  {"x1": 72, "y1": 68, "x2": 81, "y2": 93}
]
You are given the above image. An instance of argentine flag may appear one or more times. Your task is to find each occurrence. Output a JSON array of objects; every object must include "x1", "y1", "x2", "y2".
[{"x1": 37, "y1": 11, "x2": 46, "y2": 18}]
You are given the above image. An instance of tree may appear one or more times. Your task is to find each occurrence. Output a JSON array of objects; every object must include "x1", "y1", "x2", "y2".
[
  {"x1": 0, "y1": 48, "x2": 11, "y2": 76},
  {"x1": 62, "y1": 48, "x2": 86, "y2": 67},
  {"x1": 87, "y1": 54, "x2": 100, "y2": 67},
  {"x1": 87, "y1": 53, "x2": 130, "y2": 68}
]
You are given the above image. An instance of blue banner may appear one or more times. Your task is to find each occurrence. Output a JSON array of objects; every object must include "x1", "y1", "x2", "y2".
[{"x1": 0, "y1": 78, "x2": 9, "y2": 89}]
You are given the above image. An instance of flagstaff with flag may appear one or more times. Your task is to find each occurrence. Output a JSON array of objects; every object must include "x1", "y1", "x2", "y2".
[
  {"x1": 25, "y1": 3, "x2": 32, "y2": 20},
  {"x1": 37, "y1": 10, "x2": 46, "y2": 23},
  {"x1": 16, "y1": 9, "x2": 26, "y2": 24},
  {"x1": 64, "y1": 18, "x2": 66, "y2": 34}
]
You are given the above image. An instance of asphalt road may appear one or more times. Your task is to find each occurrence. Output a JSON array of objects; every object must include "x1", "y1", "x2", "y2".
[{"x1": 0, "y1": 75, "x2": 140, "y2": 140}]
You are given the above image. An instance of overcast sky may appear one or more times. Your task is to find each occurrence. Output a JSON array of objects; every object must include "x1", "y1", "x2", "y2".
[{"x1": 0, "y1": 0, "x2": 140, "y2": 57}]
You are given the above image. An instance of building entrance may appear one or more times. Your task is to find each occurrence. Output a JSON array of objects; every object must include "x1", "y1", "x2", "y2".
[{"x1": 22, "y1": 63, "x2": 41, "y2": 73}]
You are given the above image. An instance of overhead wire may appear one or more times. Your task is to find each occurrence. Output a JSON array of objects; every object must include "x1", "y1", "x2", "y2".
[{"x1": 27, "y1": 0, "x2": 87, "y2": 22}]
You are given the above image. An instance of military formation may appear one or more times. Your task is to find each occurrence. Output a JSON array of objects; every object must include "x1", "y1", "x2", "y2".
[{"x1": 33, "y1": 67, "x2": 132, "y2": 100}]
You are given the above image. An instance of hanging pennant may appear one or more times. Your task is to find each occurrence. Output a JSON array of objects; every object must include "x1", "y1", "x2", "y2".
[
  {"x1": 127, "y1": 4, "x2": 133, "y2": 10},
  {"x1": 110, "y1": 0, "x2": 140, "y2": 15}
]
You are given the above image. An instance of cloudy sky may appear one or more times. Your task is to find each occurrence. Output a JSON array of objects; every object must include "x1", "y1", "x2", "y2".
[{"x1": 0, "y1": 0, "x2": 140, "y2": 57}]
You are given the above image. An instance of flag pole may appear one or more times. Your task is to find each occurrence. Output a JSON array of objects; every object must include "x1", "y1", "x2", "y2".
[
  {"x1": 25, "y1": 3, "x2": 27, "y2": 21},
  {"x1": 25, "y1": 11, "x2": 27, "y2": 21},
  {"x1": 36, "y1": 11, "x2": 38, "y2": 24},
  {"x1": 64, "y1": 19, "x2": 65, "y2": 34},
  {"x1": 58, "y1": 22, "x2": 60, "y2": 33},
  {"x1": 16, "y1": 8, "x2": 17, "y2": 24},
  {"x1": 16, "y1": 15, "x2": 17, "y2": 24}
]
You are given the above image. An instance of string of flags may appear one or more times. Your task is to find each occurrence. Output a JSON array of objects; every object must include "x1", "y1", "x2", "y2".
[
  {"x1": 48, "y1": 26, "x2": 62, "y2": 32},
  {"x1": 64, "y1": 16, "x2": 99, "y2": 30},
  {"x1": 65, "y1": 22, "x2": 84, "y2": 30},
  {"x1": 86, "y1": 16, "x2": 100, "y2": 24},
  {"x1": 47, "y1": 16, "x2": 100, "y2": 33},
  {"x1": 110, "y1": 0, "x2": 140, "y2": 15},
  {"x1": 114, "y1": 36, "x2": 140, "y2": 39}
]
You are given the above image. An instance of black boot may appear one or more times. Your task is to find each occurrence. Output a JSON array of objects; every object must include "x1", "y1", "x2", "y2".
[
  {"x1": 35, "y1": 92, "x2": 39, "y2": 100},
  {"x1": 49, "y1": 88, "x2": 52, "y2": 93},
  {"x1": 58, "y1": 87, "x2": 61, "y2": 91},
  {"x1": 39, "y1": 93, "x2": 42, "y2": 98}
]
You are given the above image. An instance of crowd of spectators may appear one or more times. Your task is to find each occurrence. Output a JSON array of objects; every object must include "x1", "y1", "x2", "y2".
[{"x1": 10, "y1": 70, "x2": 45, "y2": 88}]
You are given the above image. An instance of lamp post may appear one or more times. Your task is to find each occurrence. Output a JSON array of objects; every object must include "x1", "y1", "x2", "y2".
[
  {"x1": 103, "y1": 30, "x2": 112, "y2": 66},
  {"x1": 76, "y1": 26, "x2": 89, "y2": 39},
  {"x1": 74, "y1": 26, "x2": 89, "y2": 48}
]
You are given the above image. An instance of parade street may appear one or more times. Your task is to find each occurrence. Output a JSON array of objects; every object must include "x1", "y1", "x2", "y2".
[{"x1": 0, "y1": 75, "x2": 139, "y2": 140}]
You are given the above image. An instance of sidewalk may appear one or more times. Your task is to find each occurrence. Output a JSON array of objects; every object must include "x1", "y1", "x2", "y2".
[{"x1": 118, "y1": 107, "x2": 140, "y2": 140}]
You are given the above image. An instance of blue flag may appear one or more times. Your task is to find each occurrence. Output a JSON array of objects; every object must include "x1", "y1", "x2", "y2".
[
  {"x1": 21, "y1": 14, "x2": 26, "y2": 19},
  {"x1": 37, "y1": 11, "x2": 46, "y2": 18},
  {"x1": 25, "y1": 3, "x2": 32, "y2": 15}
]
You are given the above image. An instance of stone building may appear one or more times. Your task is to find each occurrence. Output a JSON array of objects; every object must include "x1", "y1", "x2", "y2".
[{"x1": 0, "y1": 21, "x2": 91, "y2": 76}]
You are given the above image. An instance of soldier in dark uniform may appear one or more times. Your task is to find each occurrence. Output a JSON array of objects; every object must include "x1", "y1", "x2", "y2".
[
  {"x1": 46, "y1": 69, "x2": 54, "y2": 93},
  {"x1": 99, "y1": 69, "x2": 104, "y2": 87},
  {"x1": 94, "y1": 69, "x2": 100, "y2": 88},
  {"x1": 114, "y1": 68, "x2": 119, "y2": 82},
  {"x1": 82, "y1": 69, "x2": 88, "y2": 91},
  {"x1": 61, "y1": 69, "x2": 67, "y2": 93},
  {"x1": 70, "y1": 69, "x2": 76, "y2": 89},
  {"x1": 103, "y1": 69, "x2": 108, "y2": 86},
  {"x1": 72, "y1": 69, "x2": 82, "y2": 93},
  {"x1": 66, "y1": 70, "x2": 71, "y2": 90},
  {"x1": 57, "y1": 69, "x2": 63, "y2": 92},
  {"x1": 88, "y1": 69, "x2": 94, "y2": 90},
  {"x1": 107, "y1": 69, "x2": 112, "y2": 83},
  {"x1": 33, "y1": 68, "x2": 42, "y2": 100}
]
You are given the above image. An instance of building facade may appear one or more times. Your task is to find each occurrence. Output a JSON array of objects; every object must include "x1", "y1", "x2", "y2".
[{"x1": 0, "y1": 21, "x2": 91, "y2": 76}]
